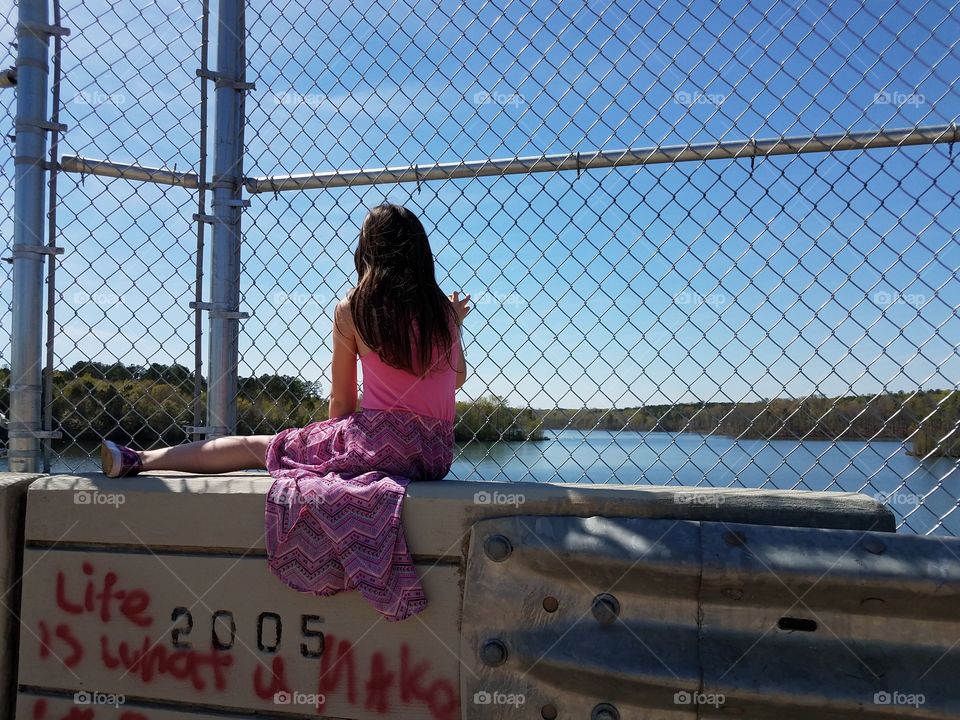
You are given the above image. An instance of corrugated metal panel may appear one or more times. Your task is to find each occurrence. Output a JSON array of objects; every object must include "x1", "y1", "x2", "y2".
[{"x1": 461, "y1": 516, "x2": 960, "y2": 719}]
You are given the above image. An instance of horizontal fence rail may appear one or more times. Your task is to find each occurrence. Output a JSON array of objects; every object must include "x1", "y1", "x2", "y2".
[
  {"x1": 245, "y1": 123, "x2": 960, "y2": 192},
  {"x1": 59, "y1": 155, "x2": 201, "y2": 188}
]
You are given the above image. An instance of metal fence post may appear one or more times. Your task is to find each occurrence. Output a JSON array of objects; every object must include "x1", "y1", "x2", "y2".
[
  {"x1": 204, "y1": 0, "x2": 251, "y2": 438},
  {"x1": 9, "y1": 0, "x2": 55, "y2": 473}
]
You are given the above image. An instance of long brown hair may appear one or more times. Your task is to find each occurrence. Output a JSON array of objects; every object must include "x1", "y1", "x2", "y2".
[{"x1": 344, "y1": 202, "x2": 457, "y2": 376}]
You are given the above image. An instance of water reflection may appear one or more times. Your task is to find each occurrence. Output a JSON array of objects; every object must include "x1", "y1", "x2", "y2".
[{"x1": 450, "y1": 429, "x2": 959, "y2": 536}]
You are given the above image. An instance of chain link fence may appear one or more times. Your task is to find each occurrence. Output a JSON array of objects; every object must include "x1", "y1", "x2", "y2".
[
  {"x1": 39, "y1": 0, "x2": 205, "y2": 467},
  {"x1": 1, "y1": 0, "x2": 958, "y2": 537},
  {"x1": 0, "y1": 2, "x2": 15, "y2": 463}
]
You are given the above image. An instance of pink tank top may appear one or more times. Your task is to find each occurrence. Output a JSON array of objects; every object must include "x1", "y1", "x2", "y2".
[{"x1": 359, "y1": 319, "x2": 460, "y2": 422}]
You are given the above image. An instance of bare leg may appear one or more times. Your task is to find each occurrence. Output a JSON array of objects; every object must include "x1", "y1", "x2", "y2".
[{"x1": 138, "y1": 435, "x2": 273, "y2": 474}]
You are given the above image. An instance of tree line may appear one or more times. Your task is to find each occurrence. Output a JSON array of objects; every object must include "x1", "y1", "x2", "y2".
[
  {"x1": 537, "y1": 390, "x2": 959, "y2": 457},
  {"x1": 0, "y1": 363, "x2": 955, "y2": 456},
  {"x1": 0, "y1": 363, "x2": 544, "y2": 445}
]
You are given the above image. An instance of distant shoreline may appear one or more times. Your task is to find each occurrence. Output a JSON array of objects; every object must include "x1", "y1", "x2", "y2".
[
  {"x1": 534, "y1": 426, "x2": 940, "y2": 454},
  {"x1": 2, "y1": 364, "x2": 956, "y2": 459}
]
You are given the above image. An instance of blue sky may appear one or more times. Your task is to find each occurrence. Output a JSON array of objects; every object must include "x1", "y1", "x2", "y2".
[{"x1": 1, "y1": 0, "x2": 958, "y2": 408}]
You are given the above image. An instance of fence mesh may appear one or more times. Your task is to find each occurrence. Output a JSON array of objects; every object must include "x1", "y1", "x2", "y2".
[
  {"x1": 37, "y1": 0, "x2": 205, "y2": 467},
  {"x1": 0, "y1": 1, "x2": 16, "y2": 462},
  {"x1": 2, "y1": 0, "x2": 959, "y2": 537}
]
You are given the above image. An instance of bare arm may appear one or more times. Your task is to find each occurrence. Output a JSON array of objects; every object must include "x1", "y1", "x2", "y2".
[
  {"x1": 329, "y1": 299, "x2": 359, "y2": 418},
  {"x1": 455, "y1": 322, "x2": 467, "y2": 389},
  {"x1": 449, "y1": 291, "x2": 471, "y2": 390}
]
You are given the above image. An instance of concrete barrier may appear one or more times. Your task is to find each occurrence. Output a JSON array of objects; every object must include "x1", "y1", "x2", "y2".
[
  {"x1": 5, "y1": 471, "x2": 909, "y2": 719},
  {"x1": 0, "y1": 473, "x2": 42, "y2": 720}
]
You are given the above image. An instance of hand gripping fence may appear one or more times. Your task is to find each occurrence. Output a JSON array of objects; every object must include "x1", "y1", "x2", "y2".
[{"x1": 1, "y1": 0, "x2": 958, "y2": 537}]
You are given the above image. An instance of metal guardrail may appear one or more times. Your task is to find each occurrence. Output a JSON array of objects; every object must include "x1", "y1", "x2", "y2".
[{"x1": 462, "y1": 514, "x2": 960, "y2": 718}]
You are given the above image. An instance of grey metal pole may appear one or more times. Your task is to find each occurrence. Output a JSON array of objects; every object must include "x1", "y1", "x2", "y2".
[
  {"x1": 9, "y1": 0, "x2": 56, "y2": 472},
  {"x1": 204, "y1": 0, "x2": 250, "y2": 438},
  {"x1": 191, "y1": 0, "x2": 211, "y2": 442},
  {"x1": 42, "y1": 0, "x2": 67, "y2": 473}
]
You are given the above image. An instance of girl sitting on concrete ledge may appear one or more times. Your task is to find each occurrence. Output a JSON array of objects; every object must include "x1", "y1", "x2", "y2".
[
  {"x1": 100, "y1": 201, "x2": 471, "y2": 620},
  {"x1": 101, "y1": 201, "x2": 470, "y2": 478}
]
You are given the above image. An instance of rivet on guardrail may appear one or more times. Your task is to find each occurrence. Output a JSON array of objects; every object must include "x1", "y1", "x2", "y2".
[
  {"x1": 484, "y1": 534, "x2": 513, "y2": 562},
  {"x1": 862, "y1": 537, "x2": 886, "y2": 555},
  {"x1": 591, "y1": 702, "x2": 620, "y2": 720},
  {"x1": 591, "y1": 593, "x2": 620, "y2": 625},
  {"x1": 724, "y1": 530, "x2": 747, "y2": 547},
  {"x1": 540, "y1": 703, "x2": 558, "y2": 719},
  {"x1": 542, "y1": 596, "x2": 559, "y2": 613},
  {"x1": 480, "y1": 638, "x2": 508, "y2": 666}
]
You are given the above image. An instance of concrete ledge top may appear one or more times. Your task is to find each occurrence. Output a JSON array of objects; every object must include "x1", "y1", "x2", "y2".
[{"x1": 11, "y1": 472, "x2": 898, "y2": 558}]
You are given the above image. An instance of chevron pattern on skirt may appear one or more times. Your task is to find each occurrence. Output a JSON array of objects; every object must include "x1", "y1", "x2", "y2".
[{"x1": 264, "y1": 408, "x2": 454, "y2": 621}]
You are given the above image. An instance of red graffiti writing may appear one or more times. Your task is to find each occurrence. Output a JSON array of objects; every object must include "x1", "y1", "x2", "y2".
[
  {"x1": 400, "y1": 643, "x2": 457, "y2": 720},
  {"x1": 38, "y1": 621, "x2": 50, "y2": 659},
  {"x1": 253, "y1": 655, "x2": 291, "y2": 699},
  {"x1": 56, "y1": 563, "x2": 152, "y2": 627},
  {"x1": 37, "y1": 620, "x2": 84, "y2": 668},
  {"x1": 318, "y1": 637, "x2": 357, "y2": 709},
  {"x1": 365, "y1": 650, "x2": 394, "y2": 713},
  {"x1": 30, "y1": 700, "x2": 149, "y2": 720},
  {"x1": 32, "y1": 698, "x2": 47, "y2": 719},
  {"x1": 33, "y1": 707, "x2": 92, "y2": 720},
  {"x1": 101, "y1": 635, "x2": 232, "y2": 690},
  {"x1": 318, "y1": 636, "x2": 457, "y2": 720},
  {"x1": 44, "y1": 563, "x2": 458, "y2": 720}
]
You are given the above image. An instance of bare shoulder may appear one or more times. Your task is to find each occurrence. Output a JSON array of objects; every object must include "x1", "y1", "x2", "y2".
[
  {"x1": 334, "y1": 293, "x2": 355, "y2": 332},
  {"x1": 338, "y1": 289, "x2": 357, "y2": 314}
]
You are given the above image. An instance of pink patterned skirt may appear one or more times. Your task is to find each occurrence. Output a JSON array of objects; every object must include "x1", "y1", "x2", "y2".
[{"x1": 264, "y1": 408, "x2": 454, "y2": 621}]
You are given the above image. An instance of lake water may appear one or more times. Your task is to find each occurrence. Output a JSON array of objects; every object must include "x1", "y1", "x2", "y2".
[
  {"x1": 452, "y1": 430, "x2": 960, "y2": 536},
  {"x1": 5, "y1": 429, "x2": 957, "y2": 536}
]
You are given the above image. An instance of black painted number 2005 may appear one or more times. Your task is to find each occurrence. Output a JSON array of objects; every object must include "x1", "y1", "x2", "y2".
[{"x1": 170, "y1": 607, "x2": 325, "y2": 658}]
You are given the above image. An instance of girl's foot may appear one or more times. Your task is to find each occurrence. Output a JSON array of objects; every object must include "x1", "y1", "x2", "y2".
[{"x1": 100, "y1": 440, "x2": 143, "y2": 478}]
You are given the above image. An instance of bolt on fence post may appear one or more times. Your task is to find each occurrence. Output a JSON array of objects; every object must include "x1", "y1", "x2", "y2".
[
  {"x1": 9, "y1": 0, "x2": 52, "y2": 473},
  {"x1": 206, "y1": 0, "x2": 249, "y2": 438}
]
